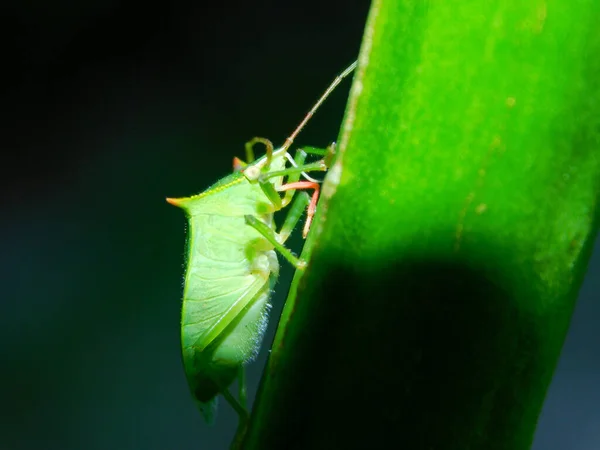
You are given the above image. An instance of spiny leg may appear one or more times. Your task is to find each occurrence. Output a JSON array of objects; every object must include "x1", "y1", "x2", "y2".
[{"x1": 278, "y1": 181, "x2": 320, "y2": 238}]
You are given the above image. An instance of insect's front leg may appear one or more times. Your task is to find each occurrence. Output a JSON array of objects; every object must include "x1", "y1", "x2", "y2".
[
  {"x1": 233, "y1": 137, "x2": 275, "y2": 173},
  {"x1": 245, "y1": 137, "x2": 274, "y2": 166},
  {"x1": 259, "y1": 152, "x2": 327, "y2": 189},
  {"x1": 244, "y1": 187, "x2": 314, "y2": 269},
  {"x1": 259, "y1": 143, "x2": 335, "y2": 204},
  {"x1": 301, "y1": 142, "x2": 337, "y2": 167},
  {"x1": 278, "y1": 181, "x2": 320, "y2": 238},
  {"x1": 257, "y1": 145, "x2": 334, "y2": 238}
]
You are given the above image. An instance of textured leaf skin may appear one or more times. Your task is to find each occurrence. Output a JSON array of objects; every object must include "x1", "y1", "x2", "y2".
[{"x1": 242, "y1": 1, "x2": 600, "y2": 449}]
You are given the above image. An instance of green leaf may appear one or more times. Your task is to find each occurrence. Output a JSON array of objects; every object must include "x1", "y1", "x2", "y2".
[{"x1": 242, "y1": 0, "x2": 600, "y2": 448}]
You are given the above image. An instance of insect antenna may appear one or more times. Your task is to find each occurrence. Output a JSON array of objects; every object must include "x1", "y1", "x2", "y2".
[{"x1": 281, "y1": 60, "x2": 358, "y2": 152}]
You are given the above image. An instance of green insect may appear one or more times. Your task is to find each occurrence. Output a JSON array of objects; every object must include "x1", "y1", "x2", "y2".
[{"x1": 166, "y1": 60, "x2": 357, "y2": 426}]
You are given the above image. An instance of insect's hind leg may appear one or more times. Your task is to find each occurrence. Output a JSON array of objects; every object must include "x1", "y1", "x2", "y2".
[
  {"x1": 221, "y1": 384, "x2": 249, "y2": 422},
  {"x1": 222, "y1": 377, "x2": 250, "y2": 450}
]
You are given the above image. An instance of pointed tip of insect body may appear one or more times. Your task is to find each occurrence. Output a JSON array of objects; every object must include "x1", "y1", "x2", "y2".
[
  {"x1": 166, "y1": 197, "x2": 187, "y2": 208},
  {"x1": 197, "y1": 398, "x2": 218, "y2": 425}
]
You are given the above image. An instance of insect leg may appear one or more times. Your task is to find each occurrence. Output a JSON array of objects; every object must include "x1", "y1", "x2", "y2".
[
  {"x1": 250, "y1": 148, "x2": 329, "y2": 208},
  {"x1": 278, "y1": 191, "x2": 310, "y2": 244},
  {"x1": 245, "y1": 214, "x2": 306, "y2": 270},
  {"x1": 260, "y1": 160, "x2": 327, "y2": 183},
  {"x1": 262, "y1": 147, "x2": 331, "y2": 237},
  {"x1": 257, "y1": 158, "x2": 326, "y2": 210},
  {"x1": 257, "y1": 179, "x2": 283, "y2": 209},
  {"x1": 280, "y1": 149, "x2": 308, "y2": 205},
  {"x1": 260, "y1": 142, "x2": 336, "y2": 187},
  {"x1": 229, "y1": 377, "x2": 250, "y2": 450},
  {"x1": 220, "y1": 386, "x2": 249, "y2": 422},
  {"x1": 284, "y1": 149, "x2": 308, "y2": 183},
  {"x1": 296, "y1": 145, "x2": 328, "y2": 156},
  {"x1": 244, "y1": 137, "x2": 274, "y2": 166},
  {"x1": 222, "y1": 383, "x2": 251, "y2": 448},
  {"x1": 255, "y1": 159, "x2": 325, "y2": 212},
  {"x1": 300, "y1": 142, "x2": 337, "y2": 167},
  {"x1": 278, "y1": 181, "x2": 320, "y2": 238}
]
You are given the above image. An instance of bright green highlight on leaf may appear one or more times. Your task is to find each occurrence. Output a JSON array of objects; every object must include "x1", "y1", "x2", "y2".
[{"x1": 243, "y1": 1, "x2": 600, "y2": 449}]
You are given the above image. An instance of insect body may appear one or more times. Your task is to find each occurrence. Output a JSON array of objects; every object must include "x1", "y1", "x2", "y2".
[
  {"x1": 167, "y1": 147, "x2": 310, "y2": 422},
  {"x1": 167, "y1": 60, "x2": 357, "y2": 424}
]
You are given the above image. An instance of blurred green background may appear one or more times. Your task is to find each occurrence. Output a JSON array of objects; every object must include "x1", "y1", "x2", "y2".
[{"x1": 1, "y1": 1, "x2": 598, "y2": 449}]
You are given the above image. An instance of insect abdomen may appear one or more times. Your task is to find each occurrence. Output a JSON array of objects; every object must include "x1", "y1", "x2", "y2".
[{"x1": 180, "y1": 210, "x2": 278, "y2": 415}]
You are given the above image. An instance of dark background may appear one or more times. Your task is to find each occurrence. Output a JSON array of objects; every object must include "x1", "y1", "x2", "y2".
[{"x1": 1, "y1": 1, "x2": 597, "y2": 449}]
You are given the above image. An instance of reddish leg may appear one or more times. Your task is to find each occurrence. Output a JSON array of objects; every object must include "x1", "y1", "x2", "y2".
[{"x1": 278, "y1": 181, "x2": 320, "y2": 238}]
